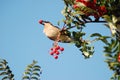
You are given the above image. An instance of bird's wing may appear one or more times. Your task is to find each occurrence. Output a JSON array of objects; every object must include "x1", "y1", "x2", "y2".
[
  {"x1": 43, "y1": 22, "x2": 73, "y2": 43},
  {"x1": 59, "y1": 34, "x2": 73, "y2": 43},
  {"x1": 43, "y1": 22, "x2": 60, "y2": 40}
]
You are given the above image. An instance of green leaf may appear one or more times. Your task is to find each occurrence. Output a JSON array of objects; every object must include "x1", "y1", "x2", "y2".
[
  {"x1": 0, "y1": 59, "x2": 7, "y2": 65},
  {"x1": 33, "y1": 65, "x2": 41, "y2": 69},
  {"x1": 2, "y1": 76, "x2": 9, "y2": 80},
  {"x1": 26, "y1": 68, "x2": 32, "y2": 72},
  {"x1": 99, "y1": 36, "x2": 110, "y2": 44},
  {"x1": 22, "y1": 76, "x2": 30, "y2": 80},
  {"x1": 118, "y1": 76, "x2": 120, "y2": 80},
  {"x1": 0, "y1": 68, "x2": 5, "y2": 70},
  {"x1": 27, "y1": 65, "x2": 33, "y2": 69},
  {"x1": 109, "y1": 62, "x2": 119, "y2": 69},
  {"x1": 0, "y1": 64, "x2": 4, "y2": 67},
  {"x1": 0, "y1": 63, "x2": 6, "y2": 69},
  {"x1": 111, "y1": 39, "x2": 118, "y2": 48},
  {"x1": 33, "y1": 68, "x2": 41, "y2": 72},
  {"x1": 75, "y1": 41, "x2": 81, "y2": 48},
  {"x1": 112, "y1": 46, "x2": 119, "y2": 53},
  {"x1": 90, "y1": 33, "x2": 102, "y2": 37},
  {"x1": 104, "y1": 53, "x2": 112, "y2": 57},
  {"x1": 0, "y1": 72, "x2": 7, "y2": 76},
  {"x1": 32, "y1": 72, "x2": 40, "y2": 77},
  {"x1": 24, "y1": 71, "x2": 31, "y2": 75},
  {"x1": 31, "y1": 76, "x2": 39, "y2": 80}
]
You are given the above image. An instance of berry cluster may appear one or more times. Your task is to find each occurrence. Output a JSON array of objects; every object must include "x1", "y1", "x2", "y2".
[
  {"x1": 74, "y1": 0, "x2": 107, "y2": 19},
  {"x1": 118, "y1": 53, "x2": 120, "y2": 62},
  {"x1": 49, "y1": 45, "x2": 64, "y2": 59}
]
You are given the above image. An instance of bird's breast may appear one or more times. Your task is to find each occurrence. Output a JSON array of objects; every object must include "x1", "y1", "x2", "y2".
[{"x1": 43, "y1": 27, "x2": 59, "y2": 40}]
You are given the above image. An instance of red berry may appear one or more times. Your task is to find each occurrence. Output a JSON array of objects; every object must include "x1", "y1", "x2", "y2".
[
  {"x1": 52, "y1": 48, "x2": 57, "y2": 52},
  {"x1": 55, "y1": 51, "x2": 60, "y2": 55},
  {"x1": 50, "y1": 51, "x2": 54, "y2": 55},
  {"x1": 117, "y1": 53, "x2": 120, "y2": 62},
  {"x1": 53, "y1": 49, "x2": 57, "y2": 53},
  {"x1": 118, "y1": 54, "x2": 120, "y2": 58},
  {"x1": 93, "y1": 0, "x2": 97, "y2": 3},
  {"x1": 56, "y1": 46, "x2": 60, "y2": 50},
  {"x1": 51, "y1": 48, "x2": 53, "y2": 51},
  {"x1": 60, "y1": 47, "x2": 64, "y2": 51},
  {"x1": 93, "y1": 13, "x2": 99, "y2": 19},
  {"x1": 39, "y1": 20, "x2": 43, "y2": 24},
  {"x1": 54, "y1": 56, "x2": 58, "y2": 59},
  {"x1": 73, "y1": 4, "x2": 79, "y2": 9},
  {"x1": 118, "y1": 58, "x2": 120, "y2": 62}
]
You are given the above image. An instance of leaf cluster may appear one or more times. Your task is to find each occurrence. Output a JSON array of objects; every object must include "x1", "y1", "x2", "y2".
[
  {"x1": 61, "y1": 1, "x2": 120, "y2": 79},
  {"x1": 72, "y1": 31, "x2": 94, "y2": 58},
  {"x1": 0, "y1": 59, "x2": 14, "y2": 80},
  {"x1": 22, "y1": 60, "x2": 42, "y2": 80},
  {"x1": 104, "y1": 39, "x2": 120, "y2": 80},
  {"x1": 0, "y1": 58, "x2": 42, "y2": 80}
]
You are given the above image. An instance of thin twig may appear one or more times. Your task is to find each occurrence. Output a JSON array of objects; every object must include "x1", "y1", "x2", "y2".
[
  {"x1": 87, "y1": 20, "x2": 107, "y2": 23},
  {"x1": 66, "y1": 20, "x2": 107, "y2": 30}
]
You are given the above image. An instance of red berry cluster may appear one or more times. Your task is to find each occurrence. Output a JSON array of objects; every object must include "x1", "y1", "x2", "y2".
[
  {"x1": 73, "y1": 4, "x2": 79, "y2": 9},
  {"x1": 74, "y1": 0, "x2": 107, "y2": 19},
  {"x1": 118, "y1": 53, "x2": 120, "y2": 62},
  {"x1": 49, "y1": 45, "x2": 64, "y2": 59}
]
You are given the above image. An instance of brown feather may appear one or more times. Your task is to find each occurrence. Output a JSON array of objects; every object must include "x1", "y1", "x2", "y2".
[{"x1": 43, "y1": 22, "x2": 73, "y2": 43}]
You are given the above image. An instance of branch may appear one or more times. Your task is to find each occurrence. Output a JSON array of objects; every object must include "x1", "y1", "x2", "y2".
[
  {"x1": 87, "y1": 20, "x2": 107, "y2": 23},
  {"x1": 66, "y1": 20, "x2": 107, "y2": 30}
]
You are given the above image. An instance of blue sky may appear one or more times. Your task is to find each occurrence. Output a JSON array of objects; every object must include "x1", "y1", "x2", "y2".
[{"x1": 0, "y1": 0, "x2": 113, "y2": 80}]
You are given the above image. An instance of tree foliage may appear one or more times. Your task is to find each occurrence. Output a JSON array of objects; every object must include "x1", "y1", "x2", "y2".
[
  {"x1": 22, "y1": 60, "x2": 42, "y2": 80},
  {"x1": 1, "y1": 0, "x2": 120, "y2": 80},
  {"x1": 59, "y1": 0, "x2": 120, "y2": 79},
  {"x1": 0, "y1": 59, "x2": 42, "y2": 80},
  {"x1": 0, "y1": 59, "x2": 14, "y2": 80}
]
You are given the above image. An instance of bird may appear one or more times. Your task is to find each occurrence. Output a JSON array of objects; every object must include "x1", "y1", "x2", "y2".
[{"x1": 39, "y1": 20, "x2": 73, "y2": 43}]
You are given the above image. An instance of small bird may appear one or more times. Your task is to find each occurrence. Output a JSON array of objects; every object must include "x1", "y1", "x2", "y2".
[{"x1": 39, "y1": 20, "x2": 73, "y2": 43}]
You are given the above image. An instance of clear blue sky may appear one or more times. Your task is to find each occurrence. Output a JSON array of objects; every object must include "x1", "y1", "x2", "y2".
[{"x1": 0, "y1": 0, "x2": 113, "y2": 80}]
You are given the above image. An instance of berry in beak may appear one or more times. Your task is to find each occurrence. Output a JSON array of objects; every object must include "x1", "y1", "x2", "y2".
[{"x1": 39, "y1": 19, "x2": 43, "y2": 24}]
